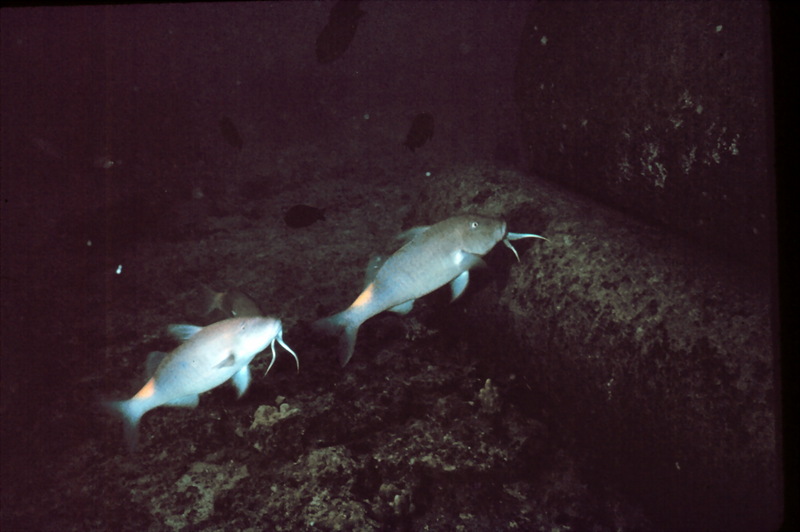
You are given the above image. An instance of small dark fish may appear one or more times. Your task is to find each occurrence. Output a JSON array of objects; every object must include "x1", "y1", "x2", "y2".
[
  {"x1": 284, "y1": 205, "x2": 326, "y2": 228},
  {"x1": 316, "y1": 1, "x2": 365, "y2": 64},
  {"x1": 219, "y1": 116, "x2": 243, "y2": 150},
  {"x1": 403, "y1": 113, "x2": 435, "y2": 152}
]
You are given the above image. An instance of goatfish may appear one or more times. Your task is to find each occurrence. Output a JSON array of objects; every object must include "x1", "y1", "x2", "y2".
[
  {"x1": 105, "y1": 316, "x2": 299, "y2": 450},
  {"x1": 202, "y1": 285, "x2": 263, "y2": 319},
  {"x1": 314, "y1": 215, "x2": 547, "y2": 366}
]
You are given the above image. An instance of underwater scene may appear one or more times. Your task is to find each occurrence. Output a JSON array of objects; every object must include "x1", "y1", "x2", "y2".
[{"x1": 1, "y1": 2, "x2": 782, "y2": 531}]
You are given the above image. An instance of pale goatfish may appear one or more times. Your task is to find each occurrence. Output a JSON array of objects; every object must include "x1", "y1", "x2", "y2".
[
  {"x1": 105, "y1": 316, "x2": 299, "y2": 450},
  {"x1": 202, "y1": 285, "x2": 263, "y2": 318},
  {"x1": 314, "y1": 215, "x2": 547, "y2": 366}
]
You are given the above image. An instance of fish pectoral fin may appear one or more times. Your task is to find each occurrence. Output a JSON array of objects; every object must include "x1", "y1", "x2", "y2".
[
  {"x1": 166, "y1": 394, "x2": 200, "y2": 408},
  {"x1": 450, "y1": 271, "x2": 470, "y2": 301},
  {"x1": 214, "y1": 352, "x2": 237, "y2": 369},
  {"x1": 231, "y1": 365, "x2": 251, "y2": 398},
  {"x1": 389, "y1": 300, "x2": 415, "y2": 315},
  {"x1": 395, "y1": 226, "x2": 430, "y2": 243},
  {"x1": 145, "y1": 351, "x2": 168, "y2": 377},
  {"x1": 168, "y1": 324, "x2": 203, "y2": 341},
  {"x1": 455, "y1": 251, "x2": 487, "y2": 270}
]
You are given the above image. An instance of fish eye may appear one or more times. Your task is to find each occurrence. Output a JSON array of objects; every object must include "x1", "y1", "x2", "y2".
[{"x1": 470, "y1": 221, "x2": 479, "y2": 229}]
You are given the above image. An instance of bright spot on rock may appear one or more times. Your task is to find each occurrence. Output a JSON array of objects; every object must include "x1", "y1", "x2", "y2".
[
  {"x1": 696, "y1": 104, "x2": 703, "y2": 114},
  {"x1": 540, "y1": 35, "x2": 548, "y2": 45},
  {"x1": 715, "y1": 25, "x2": 723, "y2": 33},
  {"x1": 363, "y1": 113, "x2": 370, "y2": 120},
  {"x1": 86, "y1": 240, "x2": 92, "y2": 247},
  {"x1": 116, "y1": 264, "x2": 123, "y2": 275},
  {"x1": 425, "y1": 171, "x2": 431, "y2": 177}
]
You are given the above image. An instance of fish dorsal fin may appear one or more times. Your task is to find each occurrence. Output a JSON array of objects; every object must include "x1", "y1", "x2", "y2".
[
  {"x1": 395, "y1": 225, "x2": 430, "y2": 244},
  {"x1": 146, "y1": 351, "x2": 168, "y2": 377},
  {"x1": 168, "y1": 324, "x2": 203, "y2": 341}
]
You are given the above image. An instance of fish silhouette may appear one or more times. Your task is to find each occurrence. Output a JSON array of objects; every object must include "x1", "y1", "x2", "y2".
[
  {"x1": 219, "y1": 116, "x2": 243, "y2": 150},
  {"x1": 403, "y1": 113, "x2": 435, "y2": 152},
  {"x1": 284, "y1": 205, "x2": 326, "y2": 228},
  {"x1": 316, "y1": 1, "x2": 365, "y2": 64}
]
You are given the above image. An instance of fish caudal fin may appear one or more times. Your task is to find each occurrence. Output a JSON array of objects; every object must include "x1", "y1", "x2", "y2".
[
  {"x1": 104, "y1": 399, "x2": 146, "y2": 451},
  {"x1": 313, "y1": 311, "x2": 360, "y2": 367},
  {"x1": 201, "y1": 284, "x2": 224, "y2": 315}
]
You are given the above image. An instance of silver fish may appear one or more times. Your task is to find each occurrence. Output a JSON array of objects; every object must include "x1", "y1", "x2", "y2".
[
  {"x1": 314, "y1": 215, "x2": 547, "y2": 366},
  {"x1": 105, "y1": 316, "x2": 298, "y2": 449}
]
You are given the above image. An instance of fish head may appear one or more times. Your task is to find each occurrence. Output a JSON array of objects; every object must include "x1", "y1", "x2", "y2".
[
  {"x1": 452, "y1": 215, "x2": 508, "y2": 255},
  {"x1": 230, "y1": 317, "x2": 282, "y2": 357}
]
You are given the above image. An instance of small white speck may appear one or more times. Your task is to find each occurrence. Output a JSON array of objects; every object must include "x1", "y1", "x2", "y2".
[
  {"x1": 580, "y1": 118, "x2": 588, "y2": 128},
  {"x1": 363, "y1": 113, "x2": 370, "y2": 120},
  {"x1": 540, "y1": 35, "x2": 548, "y2": 45},
  {"x1": 676, "y1": 461, "x2": 681, "y2": 470},
  {"x1": 715, "y1": 25, "x2": 723, "y2": 33},
  {"x1": 116, "y1": 264, "x2": 123, "y2": 275},
  {"x1": 425, "y1": 171, "x2": 431, "y2": 177},
  {"x1": 696, "y1": 104, "x2": 703, "y2": 114},
  {"x1": 86, "y1": 240, "x2": 92, "y2": 247}
]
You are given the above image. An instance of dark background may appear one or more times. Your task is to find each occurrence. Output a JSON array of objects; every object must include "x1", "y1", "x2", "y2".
[{"x1": 1, "y1": 2, "x2": 785, "y2": 530}]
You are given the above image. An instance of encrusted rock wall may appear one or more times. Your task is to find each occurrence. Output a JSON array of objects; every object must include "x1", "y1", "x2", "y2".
[
  {"x1": 405, "y1": 163, "x2": 779, "y2": 530},
  {"x1": 514, "y1": 1, "x2": 773, "y2": 261}
]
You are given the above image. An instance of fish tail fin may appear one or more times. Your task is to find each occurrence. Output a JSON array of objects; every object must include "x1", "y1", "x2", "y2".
[
  {"x1": 104, "y1": 399, "x2": 145, "y2": 451},
  {"x1": 313, "y1": 311, "x2": 360, "y2": 367},
  {"x1": 201, "y1": 284, "x2": 223, "y2": 315}
]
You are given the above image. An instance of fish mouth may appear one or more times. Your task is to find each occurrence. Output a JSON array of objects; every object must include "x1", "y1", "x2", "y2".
[{"x1": 503, "y1": 230, "x2": 548, "y2": 261}]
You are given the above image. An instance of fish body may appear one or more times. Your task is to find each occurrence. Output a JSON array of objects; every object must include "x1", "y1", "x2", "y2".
[
  {"x1": 202, "y1": 285, "x2": 263, "y2": 318},
  {"x1": 284, "y1": 205, "x2": 326, "y2": 228},
  {"x1": 403, "y1": 113, "x2": 434, "y2": 152},
  {"x1": 106, "y1": 316, "x2": 298, "y2": 449},
  {"x1": 315, "y1": 215, "x2": 546, "y2": 366},
  {"x1": 316, "y1": 0, "x2": 365, "y2": 63}
]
